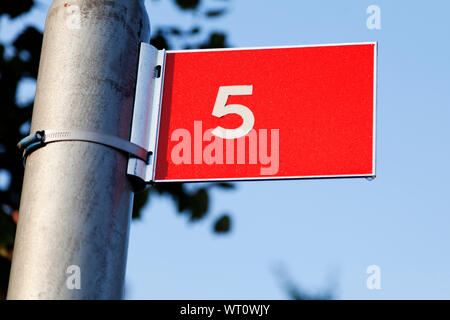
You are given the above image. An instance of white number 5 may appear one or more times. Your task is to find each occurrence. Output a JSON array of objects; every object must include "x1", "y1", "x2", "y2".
[{"x1": 211, "y1": 85, "x2": 255, "y2": 140}]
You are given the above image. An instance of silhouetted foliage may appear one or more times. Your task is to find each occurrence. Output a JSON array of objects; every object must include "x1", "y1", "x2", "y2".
[
  {"x1": 0, "y1": 0, "x2": 34, "y2": 18},
  {"x1": 273, "y1": 263, "x2": 335, "y2": 300},
  {"x1": 133, "y1": 181, "x2": 234, "y2": 222},
  {"x1": 0, "y1": 0, "x2": 234, "y2": 299}
]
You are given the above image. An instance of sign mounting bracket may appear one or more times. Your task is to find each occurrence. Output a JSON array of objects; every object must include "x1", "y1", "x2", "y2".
[{"x1": 127, "y1": 43, "x2": 166, "y2": 189}]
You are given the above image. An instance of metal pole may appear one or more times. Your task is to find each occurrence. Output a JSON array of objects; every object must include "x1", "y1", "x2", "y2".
[{"x1": 7, "y1": 0, "x2": 150, "y2": 299}]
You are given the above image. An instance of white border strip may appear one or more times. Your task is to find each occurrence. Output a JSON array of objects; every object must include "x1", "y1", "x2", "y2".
[
  {"x1": 167, "y1": 41, "x2": 377, "y2": 54},
  {"x1": 150, "y1": 49, "x2": 167, "y2": 182},
  {"x1": 155, "y1": 173, "x2": 373, "y2": 183},
  {"x1": 372, "y1": 42, "x2": 378, "y2": 177}
]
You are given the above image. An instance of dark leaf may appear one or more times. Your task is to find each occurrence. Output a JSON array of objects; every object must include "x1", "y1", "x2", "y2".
[
  {"x1": 174, "y1": 0, "x2": 200, "y2": 10},
  {"x1": 213, "y1": 214, "x2": 231, "y2": 233},
  {"x1": 0, "y1": 256, "x2": 11, "y2": 300},
  {"x1": 189, "y1": 187, "x2": 209, "y2": 220},
  {"x1": 214, "y1": 182, "x2": 235, "y2": 189},
  {"x1": 12, "y1": 26, "x2": 43, "y2": 77},
  {"x1": 150, "y1": 30, "x2": 170, "y2": 50},
  {"x1": 199, "y1": 32, "x2": 227, "y2": 49},
  {"x1": 132, "y1": 189, "x2": 150, "y2": 219},
  {"x1": 0, "y1": 0, "x2": 34, "y2": 19},
  {"x1": 205, "y1": 9, "x2": 227, "y2": 18},
  {"x1": 0, "y1": 210, "x2": 15, "y2": 249},
  {"x1": 190, "y1": 27, "x2": 201, "y2": 34},
  {"x1": 13, "y1": 27, "x2": 43, "y2": 54},
  {"x1": 169, "y1": 28, "x2": 182, "y2": 36}
]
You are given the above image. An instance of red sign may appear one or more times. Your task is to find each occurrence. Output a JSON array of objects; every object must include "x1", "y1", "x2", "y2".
[{"x1": 154, "y1": 43, "x2": 377, "y2": 182}]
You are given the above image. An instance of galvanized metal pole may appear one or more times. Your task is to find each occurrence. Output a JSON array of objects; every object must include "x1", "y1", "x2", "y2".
[{"x1": 7, "y1": 0, "x2": 150, "y2": 299}]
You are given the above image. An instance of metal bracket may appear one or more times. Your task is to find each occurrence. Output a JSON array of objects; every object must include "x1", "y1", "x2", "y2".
[
  {"x1": 18, "y1": 129, "x2": 150, "y2": 168},
  {"x1": 127, "y1": 43, "x2": 166, "y2": 186},
  {"x1": 17, "y1": 43, "x2": 166, "y2": 189}
]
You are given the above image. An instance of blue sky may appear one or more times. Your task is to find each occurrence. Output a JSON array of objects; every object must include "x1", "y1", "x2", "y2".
[{"x1": 2, "y1": 0, "x2": 450, "y2": 299}]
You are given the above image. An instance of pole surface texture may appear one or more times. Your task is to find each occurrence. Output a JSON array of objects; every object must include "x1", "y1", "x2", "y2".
[{"x1": 7, "y1": 0, "x2": 150, "y2": 299}]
